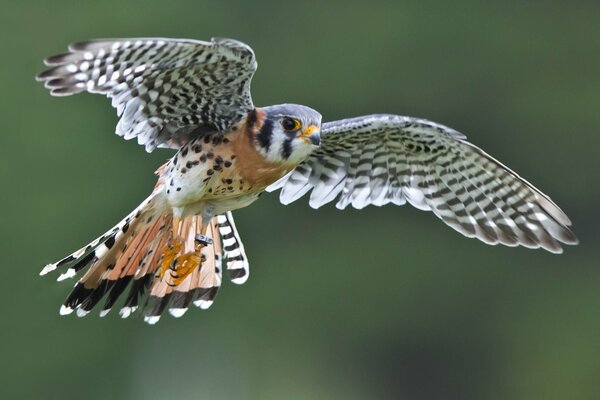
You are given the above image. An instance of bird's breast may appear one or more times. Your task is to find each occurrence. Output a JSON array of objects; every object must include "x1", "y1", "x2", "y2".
[{"x1": 161, "y1": 123, "x2": 297, "y2": 214}]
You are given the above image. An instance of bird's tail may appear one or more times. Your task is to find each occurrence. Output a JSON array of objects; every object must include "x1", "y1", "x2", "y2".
[{"x1": 41, "y1": 191, "x2": 250, "y2": 323}]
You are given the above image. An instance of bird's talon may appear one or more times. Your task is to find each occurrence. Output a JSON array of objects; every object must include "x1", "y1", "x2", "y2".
[{"x1": 159, "y1": 238, "x2": 184, "y2": 278}]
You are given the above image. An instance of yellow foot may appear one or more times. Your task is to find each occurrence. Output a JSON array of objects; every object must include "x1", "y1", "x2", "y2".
[
  {"x1": 168, "y1": 252, "x2": 202, "y2": 286},
  {"x1": 159, "y1": 238, "x2": 184, "y2": 279}
]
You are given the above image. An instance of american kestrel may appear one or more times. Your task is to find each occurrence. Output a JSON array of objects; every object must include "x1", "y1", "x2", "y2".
[{"x1": 37, "y1": 37, "x2": 578, "y2": 324}]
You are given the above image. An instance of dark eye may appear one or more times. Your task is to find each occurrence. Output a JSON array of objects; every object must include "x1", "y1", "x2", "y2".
[{"x1": 281, "y1": 117, "x2": 301, "y2": 131}]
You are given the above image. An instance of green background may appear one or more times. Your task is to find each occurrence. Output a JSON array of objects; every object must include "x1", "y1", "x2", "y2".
[{"x1": 1, "y1": 1, "x2": 599, "y2": 399}]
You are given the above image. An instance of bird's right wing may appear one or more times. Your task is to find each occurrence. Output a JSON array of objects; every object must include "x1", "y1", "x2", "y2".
[
  {"x1": 267, "y1": 114, "x2": 578, "y2": 253},
  {"x1": 37, "y1": 37, "x2": 257, "y2": 151}
]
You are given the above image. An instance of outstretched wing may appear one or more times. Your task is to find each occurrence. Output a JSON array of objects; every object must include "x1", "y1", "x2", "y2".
[
  {"x1": 267, "y1": 114, "x2": 578, "y2": 253},
  {"x1": 37, "y1": 37, "x2": 257, "y2": 151}
]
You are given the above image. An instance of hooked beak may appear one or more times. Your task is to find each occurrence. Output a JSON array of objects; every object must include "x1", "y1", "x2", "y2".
[{"x1": 300, "y1": 125, "x2": 321, "y2": 146}]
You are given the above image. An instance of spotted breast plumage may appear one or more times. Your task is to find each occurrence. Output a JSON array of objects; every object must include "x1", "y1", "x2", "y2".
[{"x1": 37, "y1": 37, "x2": 578, "y2": 324}]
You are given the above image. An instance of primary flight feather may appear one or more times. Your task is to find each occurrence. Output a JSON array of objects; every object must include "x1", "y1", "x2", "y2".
[{"x1": 36, "y1": 37, "x2": 577, "y2": 324}]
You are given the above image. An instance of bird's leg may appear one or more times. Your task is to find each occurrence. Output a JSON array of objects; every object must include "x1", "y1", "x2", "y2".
[
  {"x1": 159, "y1": 216, "x2": 185, "y2": 280},
  {"x1": 166, "y1": 222, "x2": 210, "y2": 286}
]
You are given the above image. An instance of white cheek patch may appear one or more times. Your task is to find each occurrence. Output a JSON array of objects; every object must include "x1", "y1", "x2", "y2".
[
  {"x1": 287, "y1": 137, "x2": 314, "y2": 164},
  {"x1": 266, "y1": 133, "x2": 285, "y2": 162}
]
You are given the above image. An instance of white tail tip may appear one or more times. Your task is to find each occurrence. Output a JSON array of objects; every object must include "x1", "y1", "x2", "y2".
[
  {"x1": 59, "y1": 305, "x2": 74, "y2": 315},
  {"x1": 168, "y1": 308, "x2": 188, "y2": 318},
  {"x1": 194, "y1": 299, "x2": 213, "y2": 310},
  {"x1": 144, "y1": 315, "x2": 160, "y2": 325},
  {"x1": 119, "y1": 306, "x2": 137, "y2": 319},
  {"x1": 57, "y1": 268, "x2": 76, "y2": 281},
  {"x1": 76, "y1": 308, "x2": 89, "y2": 318},
  {"x1": 40, "y1": 264, "x2": 57, "y2": 276}
]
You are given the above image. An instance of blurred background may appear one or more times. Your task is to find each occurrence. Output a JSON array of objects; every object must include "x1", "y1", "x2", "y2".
[{"x1": 1, "y1": 1, "x2": 599, "y2": 399}]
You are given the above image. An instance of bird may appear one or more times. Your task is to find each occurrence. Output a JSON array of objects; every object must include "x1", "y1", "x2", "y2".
[{"x1": 36, "y1": 37, "x2": 578, "y2": 324}]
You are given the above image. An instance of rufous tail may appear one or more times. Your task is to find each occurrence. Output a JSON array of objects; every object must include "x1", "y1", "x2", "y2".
[{"x1": 41, "y1": 191, "x2": 249, "y2": 324}]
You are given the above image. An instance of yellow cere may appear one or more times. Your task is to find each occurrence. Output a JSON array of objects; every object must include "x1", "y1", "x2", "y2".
[{"x1": 302, "y1": 124, "x2": 318, "y2": 136}]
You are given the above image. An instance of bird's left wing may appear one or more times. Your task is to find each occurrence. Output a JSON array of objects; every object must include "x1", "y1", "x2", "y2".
[
  {"x1": 267, "y1": 114, "x2": 578, "y2": 253},
  {"x1": 37, "y1": 37, "x2": 257, "y2": 151}
]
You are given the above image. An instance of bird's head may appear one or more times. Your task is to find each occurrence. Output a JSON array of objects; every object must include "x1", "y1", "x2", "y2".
[{"x1": 254, "y1": 104, "x2": 322, "y2": 164}]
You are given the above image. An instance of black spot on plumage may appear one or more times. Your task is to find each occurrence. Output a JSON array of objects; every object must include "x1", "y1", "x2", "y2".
[
  {"x1": 203, "y1": 135, "x2": 211, "y2": 143},
  {"x1": 122, "y1": 220, "x2": 130, "y2": 234},
  {"x1": 207, "y1": 169, "x2": 214, "y2": 176},
  {"x1": 181, "y1": 147, "x2": 188, "y2": 157},
  {"x1": 228, "y1": 268, "x2": 247, "y2": 279},
  {"x1": 222, "y1": 232, "x2": 235, "y2": 240},
  {"x1": 56, "y1": 255, "x2": 76, "y2": 267},
  {"x1": 224, "y1": 160, "x2": 232, "y2": 168},
  {"x1": 199, "y1": 154, "x2": 207, "y2": 162},
  {"x1": 72, "y1": 251, "x2": 96, "y2": 273},
  {"x1": 206, "y1": 152, "x2": 214, "y2": 159},
  {"x1": 224, "y1": 243, "x2": 238, "y2": 252},
  {"x1": 192, "y1": 144, "x2": 202, "y2": 153},
  {"x1": 181, "y1": 168, "x2": 187, "y2": 174},
  {"x1": 257, "y1": 118, "x2": 273, "y2": 151},
  {"x1": 212, "y1": 135, "x2": 223, "y2": 145}
]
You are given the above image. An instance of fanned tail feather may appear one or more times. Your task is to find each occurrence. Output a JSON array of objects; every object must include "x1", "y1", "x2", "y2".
[
  {"x1": 144, "y1": 215, "x2": 224, "y2": 324},
  {"x1": 217, "y1": 211, "x2": 250, "y2": 284},
  {"x1": 42, "y1": 195, "x2": 248, "y2": 324}
]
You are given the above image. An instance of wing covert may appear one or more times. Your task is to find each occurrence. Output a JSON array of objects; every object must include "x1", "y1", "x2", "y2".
[
  {"x1": 267, "y1": 114, "x2": 578, "y2": 253},
  {"x1": 37, "y1": 37, "x2": 257, "y2": 151}
]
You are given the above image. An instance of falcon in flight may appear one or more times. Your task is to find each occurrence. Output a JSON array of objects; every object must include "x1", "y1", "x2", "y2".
[{"x1": 37, "y1": 38, "x2": 578, "y2": 324}]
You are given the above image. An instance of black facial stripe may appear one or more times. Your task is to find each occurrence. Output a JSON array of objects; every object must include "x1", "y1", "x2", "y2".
[
  {"x1": 246, "y1": 109, "x2": 258, "y2": 129},
  {"x1": 257, "y1": 118, "x2": 273, "y2": 151},
  {"x1": 282, "y1": 137, "x2": 293, "y2": 159}
]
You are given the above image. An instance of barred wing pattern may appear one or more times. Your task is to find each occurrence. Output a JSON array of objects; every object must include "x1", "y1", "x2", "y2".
[
  {"x1": 268, "y1": 115, "x2": 578, "y2": 253},
  {"x1": 37, "y1": 37, "x2": 257, "y2": 151}
]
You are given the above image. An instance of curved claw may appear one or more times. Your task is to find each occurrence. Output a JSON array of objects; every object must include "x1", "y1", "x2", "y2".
[{"x1": 169, "y1": 253, "x2": 201, "y2": 286}]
